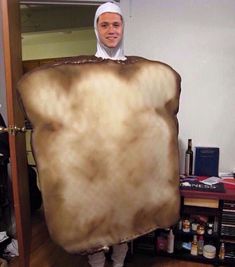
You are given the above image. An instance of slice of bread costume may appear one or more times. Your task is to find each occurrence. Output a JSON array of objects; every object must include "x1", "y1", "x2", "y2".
[{"x1": 18, "y1": 56, "x2": 181, "y2": 254}]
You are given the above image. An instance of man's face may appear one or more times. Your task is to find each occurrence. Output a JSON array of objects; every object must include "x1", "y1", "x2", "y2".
[{"x1": 97, "y1": 12, "x2": 123, "y2": 48}]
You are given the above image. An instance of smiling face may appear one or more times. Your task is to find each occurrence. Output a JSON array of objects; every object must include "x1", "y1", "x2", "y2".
[{"x1": 97, "y1": 12, "x2": 123, "y2": 48}]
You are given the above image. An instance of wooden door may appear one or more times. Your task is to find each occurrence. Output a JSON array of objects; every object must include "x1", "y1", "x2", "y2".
[{"x1": 0, "y1": 1, "x2": 31, "y2": 266}]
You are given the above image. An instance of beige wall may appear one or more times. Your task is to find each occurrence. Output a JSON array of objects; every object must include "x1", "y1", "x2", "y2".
[{"x1": 22, "y1": 27, "x2": 96, "y2": 60}]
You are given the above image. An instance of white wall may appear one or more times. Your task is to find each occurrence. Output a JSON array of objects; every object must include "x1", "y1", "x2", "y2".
[{"x1": 121, "y1": 0, "x2": 235, "y2": 173}]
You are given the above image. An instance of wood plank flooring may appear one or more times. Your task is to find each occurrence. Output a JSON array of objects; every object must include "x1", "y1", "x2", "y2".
[{"x1": 9, "y1": 209, "x2": 214, "y2": 267}]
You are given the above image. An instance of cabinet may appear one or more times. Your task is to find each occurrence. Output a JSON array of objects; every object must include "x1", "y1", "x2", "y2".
[
  {"x1": 170, "y1": 197, "x2": 222, "y2": 265},
  {"x1": 0, "y1": 156, "x2": 11, "y2": 257},
  {"x1": 220, "y1": 200, "x2": 235, "y2": 261},
  {"x1": 133, "y1": 186, "x2": 235, "y2": 266},
  {"x1": 0, "y1": 157, "x2": 10, "y2": 229}
]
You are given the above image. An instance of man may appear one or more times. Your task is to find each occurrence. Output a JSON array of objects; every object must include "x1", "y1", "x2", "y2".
[
  {"x1": 88, "y1": 3, "x2": 129, "y2": 267},
  {"x1": 94, "y1": 1, "x2": 126, "y2": 60}
]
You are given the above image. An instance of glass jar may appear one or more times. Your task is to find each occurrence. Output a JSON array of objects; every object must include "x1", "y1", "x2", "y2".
[
  {"x1": 182, "y1": 219, "x2": 191, "y2": 233},
  {"x1": 191, "y1": 221, "x2": 198, "y2": 232},
  {"x1": 197, "y1": 224, "x2": 205, "y2": 235}
]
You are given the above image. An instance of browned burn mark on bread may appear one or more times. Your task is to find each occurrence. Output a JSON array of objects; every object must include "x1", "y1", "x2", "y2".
[
  {"x1": 83, "y1": 154, "x2": 109, "y2": 183},
  {"x1": 116, "y1": 62, "x2": 143, "y2": 81},
  {"x1": 44, "y1": 66, "x2": 81, "y2": 94},
  {"x1": 84, "y1": 216, "x2": 107, "y2": 237},
  {"x1": 41, "y1": 121, "x2": 64, "y2": 132},
  {"x1": 131, "y1": 207, "x2": 159, "y2": 233}
]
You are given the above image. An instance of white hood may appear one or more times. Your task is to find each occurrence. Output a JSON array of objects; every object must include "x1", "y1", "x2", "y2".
[{"x1": 94, "y1": 2, "x2": 126, "y2": 60}]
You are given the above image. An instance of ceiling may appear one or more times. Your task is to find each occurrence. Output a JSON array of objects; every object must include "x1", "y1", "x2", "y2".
[
  {"x1": 20, "y1": 0, "x2": 120, "y2": 33},
  {"x1": 20, "y1": 5, "x2": 97, "y2": 33}
]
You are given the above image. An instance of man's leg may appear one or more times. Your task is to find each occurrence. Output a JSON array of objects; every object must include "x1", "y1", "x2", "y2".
[
  {"x1": 88, "y1": 251, "x2": 105, "y2": 267},
  {"x1": 111, "y1": 243, "x2": 128, "y2": 267}
]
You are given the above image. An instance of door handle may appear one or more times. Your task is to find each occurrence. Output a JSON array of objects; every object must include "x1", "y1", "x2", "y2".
[{"x1": 0, "y1": 125, "x2": 26, "y2": 135}]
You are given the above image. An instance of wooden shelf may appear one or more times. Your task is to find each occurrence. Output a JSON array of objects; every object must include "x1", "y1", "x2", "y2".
[{"x1": 133, "y1": 185, "x2": 235, "y2": 265}]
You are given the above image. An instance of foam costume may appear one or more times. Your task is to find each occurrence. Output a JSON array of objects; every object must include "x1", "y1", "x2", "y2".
[{"x1": 18, "y1": 55, "x2": 181, "y2": 254}]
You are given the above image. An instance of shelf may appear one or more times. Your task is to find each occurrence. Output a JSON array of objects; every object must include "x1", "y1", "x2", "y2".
[
  {"x1": 184, "y1": 197, "x2": 219, "y2": 208},
  {"x1": 134, "y1": 245, "x2": 235, "y2": 265},
  {"x1": 220, "y1": 236, "x2": 235, "y2": 242},
  {"x1": 182, "y1": 205, "x2": 220, "y2": 216},
  {"x1": 175, "y1": 230, "x2": 219, "y2": 240},
  {"x1": 133, "y1": 244, "x2": 156, "y2": 256},
  {"x1": 156, "y1": 250, "x2": 222, "y2": 265},
  {"x1": 133, "y1": 191, "x2": 235, "y2": 265}
]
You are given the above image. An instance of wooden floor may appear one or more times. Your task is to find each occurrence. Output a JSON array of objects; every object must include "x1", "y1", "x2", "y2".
[{"x1": 9, "y1": 209, "x2": 214, "y2": 267}]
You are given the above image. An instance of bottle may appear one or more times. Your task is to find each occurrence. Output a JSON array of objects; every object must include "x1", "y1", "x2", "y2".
[
  {"x1": 167, "y1": 229, "x2": 175, "y2": 253},
  {"x1": 196, "y1": 224, "x2": 205, "y2": 235},
  {"x1": 191, "y1": 220, "x2": 198, "y2": 232},
  {"x1": 197, "y1": 235, "x2": 204, "y2": 255},
  {"x1": 190, "y1": 235, "x2": 198, "y2": 256},
  {"x1": 185, "y1": 139, "x2": 193, "y2": 176},
  {"x1": 207, "y1": 223, "x2": 213, "y2": 235},
  {"x1": 182, "y1": 219, "x2": 190, "y2": 233},
  {"x1": 178, "y1": 219, "x2": 182, "y2": 231},
  {"x1": 213, "y1": 217, "x2": 218, "y2": 233},
  {"x1": 219, "y1": 242, "x2": 225, "y2": 260}
]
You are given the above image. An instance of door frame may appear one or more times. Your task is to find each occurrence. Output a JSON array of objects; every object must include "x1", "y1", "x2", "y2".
[{"x1": 0, "y1": 1, "x2": 31, "y2": 266}]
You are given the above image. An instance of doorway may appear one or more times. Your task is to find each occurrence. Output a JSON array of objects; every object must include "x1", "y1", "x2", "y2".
[
  {"x1": 0, "y1": 1, "x2": 110, "y2": 266},
  {"x1": 20, "y1": 2, "x2": 102, "y2": 62}
]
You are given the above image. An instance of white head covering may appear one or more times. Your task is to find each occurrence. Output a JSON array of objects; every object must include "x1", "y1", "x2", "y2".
[{"x1": 94, "y1": 2, "x2": 126, "y2": 60}]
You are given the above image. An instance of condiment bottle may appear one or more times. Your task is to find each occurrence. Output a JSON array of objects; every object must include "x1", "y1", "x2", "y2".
[
  {"x1": 190, "y1": 235, "x2": 198, "y2": 256},
  {"x1": 197, "y1": 224, "x2": 205, "y2": 235},
  {"x1": 207, "y1": 223, "x2": 213, "y2": 235},
  {"x1": 167, "y1": 229, "x2": 175, "y2": 254},
  {"x1": 219, "y1": 242, "x2": 225, "y2": 260},
  {"x1": 197, "y1": 235, "x2": 204, "y2": 255},
  {"x1": 183, "y1": 219, "x2": 190, "y2": 233}
]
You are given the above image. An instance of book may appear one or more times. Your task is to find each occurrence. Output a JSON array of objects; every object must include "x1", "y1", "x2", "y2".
[
  {"x1": 201, "y1": 176, "x2": 220, "y2": 185},
  {"x1": 194, "y1": 147, "x2": 219, "y2": 177}
]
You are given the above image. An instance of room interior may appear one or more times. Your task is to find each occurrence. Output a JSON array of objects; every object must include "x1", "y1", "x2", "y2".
[{"x1": 1, "y1": 0, "x2": 235, "y2": 266}]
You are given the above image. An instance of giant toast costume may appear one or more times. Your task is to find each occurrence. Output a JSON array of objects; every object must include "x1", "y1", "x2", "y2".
[{"x1": 17, "y1": 55, "x2": 181, "y2": 254}]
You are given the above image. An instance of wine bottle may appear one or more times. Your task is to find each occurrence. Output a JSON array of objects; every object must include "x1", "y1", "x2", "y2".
[{"x1": 185, "y1": 139, "x2": 193, "y2": 176}]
